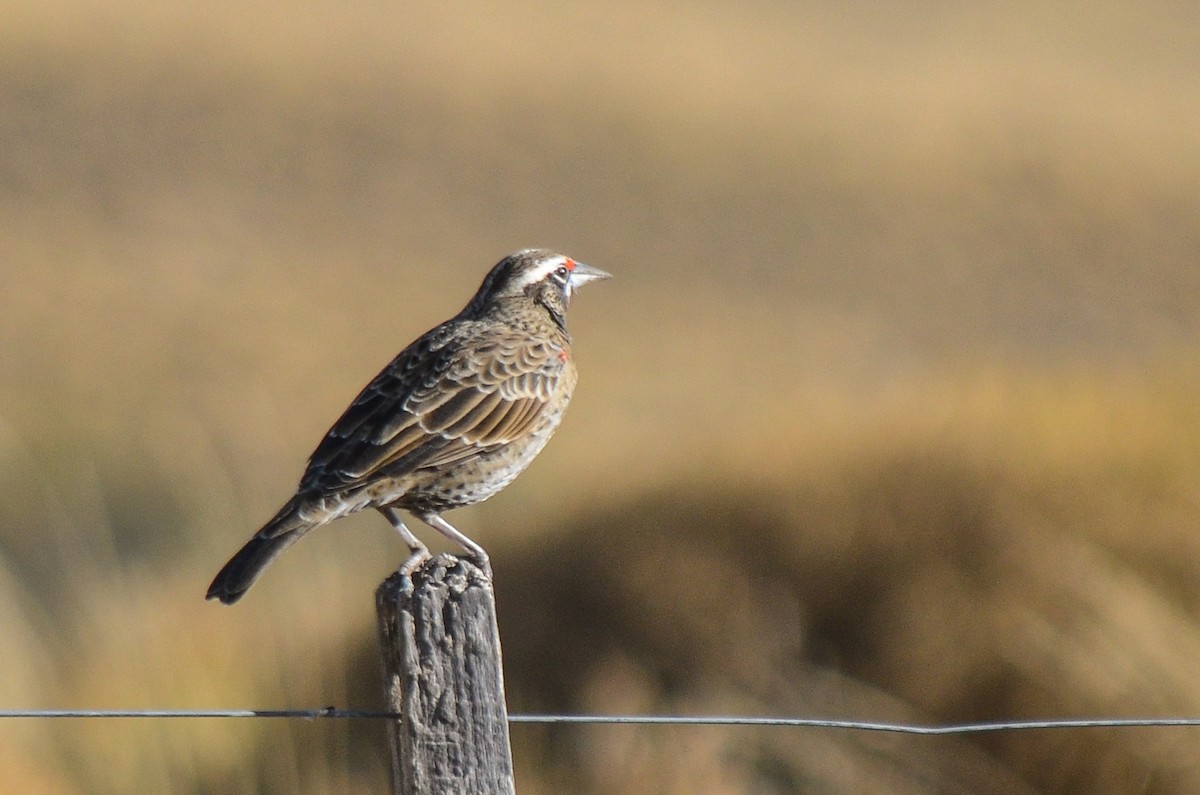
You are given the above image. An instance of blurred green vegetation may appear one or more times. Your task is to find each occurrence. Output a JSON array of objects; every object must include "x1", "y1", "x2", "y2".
[{"x1": 2, "y1": 1, "x2": 1200, "y2": 792}]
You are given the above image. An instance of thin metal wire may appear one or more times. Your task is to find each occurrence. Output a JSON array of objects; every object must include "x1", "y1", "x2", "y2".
[
  {"x1": 515, "y1": 715, "x2": 1200, "y2": 734},
  {"x1": 0, "y1": 710, "x2": 1199, "y2": 734}
]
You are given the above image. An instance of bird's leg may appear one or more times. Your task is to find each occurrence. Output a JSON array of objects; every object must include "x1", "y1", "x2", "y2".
[
  {"x1": 377, "y1": 506, "x2": 431, "y2": 575},
  {"x1": 415, "y1": 511, "x2": 492, "y2": 577}
]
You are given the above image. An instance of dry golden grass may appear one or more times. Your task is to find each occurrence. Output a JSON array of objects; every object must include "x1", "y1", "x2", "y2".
[{"x1": 3, "y1": 0, "x2": 1200, "y2": 792}]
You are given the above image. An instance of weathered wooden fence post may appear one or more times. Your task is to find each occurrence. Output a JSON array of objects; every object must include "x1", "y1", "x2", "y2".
[{"x1": 376, "y1": 554, "x2": 516, "y2": 795}]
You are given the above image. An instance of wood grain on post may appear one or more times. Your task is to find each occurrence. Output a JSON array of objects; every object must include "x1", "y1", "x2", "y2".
[{"x1": 376, "y1": 554, "x2": 516, "y2": 795}]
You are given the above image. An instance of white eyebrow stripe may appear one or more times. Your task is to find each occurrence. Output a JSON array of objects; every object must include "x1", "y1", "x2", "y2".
[{"x1": 513, "y1": 255, "x2": 569, "y2": 288}]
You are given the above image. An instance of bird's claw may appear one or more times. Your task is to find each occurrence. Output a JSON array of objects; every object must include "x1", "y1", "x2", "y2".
[{"x1": 399, "y1": 547, "x2": 433, "y2": 577}]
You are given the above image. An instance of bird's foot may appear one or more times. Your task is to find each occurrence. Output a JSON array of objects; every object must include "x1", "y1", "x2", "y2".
[
  {"x1": 399, "y1": 546, "x2": 433, "y2": 577},
  {"x1": 470, "y1": 550, "x2": 493, "y2": 579}
]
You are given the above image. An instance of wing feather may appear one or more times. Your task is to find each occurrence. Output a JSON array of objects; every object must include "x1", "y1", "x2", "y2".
[{"x1": 298, "y1": 326, "x2": 570, "y2": 496}]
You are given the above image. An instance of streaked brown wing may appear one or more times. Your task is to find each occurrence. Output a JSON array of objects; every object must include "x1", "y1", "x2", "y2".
[{"x1": 299, "y1": 328, "x2": 566, "y2": 495}]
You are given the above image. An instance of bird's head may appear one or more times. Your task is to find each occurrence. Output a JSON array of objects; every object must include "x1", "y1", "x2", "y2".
[{"x1": 466, "y1": 249, "x2": 611, "y2": 326}]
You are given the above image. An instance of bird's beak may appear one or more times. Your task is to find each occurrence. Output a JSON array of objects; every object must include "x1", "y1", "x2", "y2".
[{"x1": 568, "y1": 261, "x2": 612, "y2": 289}]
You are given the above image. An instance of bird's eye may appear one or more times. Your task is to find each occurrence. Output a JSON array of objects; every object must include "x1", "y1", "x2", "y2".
[{"x1": 553, "y1": 266, "x2": 570, "y2": 280}]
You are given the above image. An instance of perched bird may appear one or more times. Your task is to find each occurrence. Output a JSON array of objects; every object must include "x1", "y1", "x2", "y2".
[{"x1": 206, "y1": 249, "x2": 610, "y2": 604}]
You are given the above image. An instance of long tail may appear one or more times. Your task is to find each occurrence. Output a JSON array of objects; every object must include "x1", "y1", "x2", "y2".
[{"x1": 206, "y1": 498, "x2": 314, "y2": 605}]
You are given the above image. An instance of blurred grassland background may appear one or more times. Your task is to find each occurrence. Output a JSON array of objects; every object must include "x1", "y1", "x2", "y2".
[{"x1": 3, "y1": 0, "x2": 1200, "y2": 792}]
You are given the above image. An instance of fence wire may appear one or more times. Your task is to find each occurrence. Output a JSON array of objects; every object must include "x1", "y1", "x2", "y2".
[{"x1": 1, "y1": 710, "x2": 1199, "y2": 735}]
